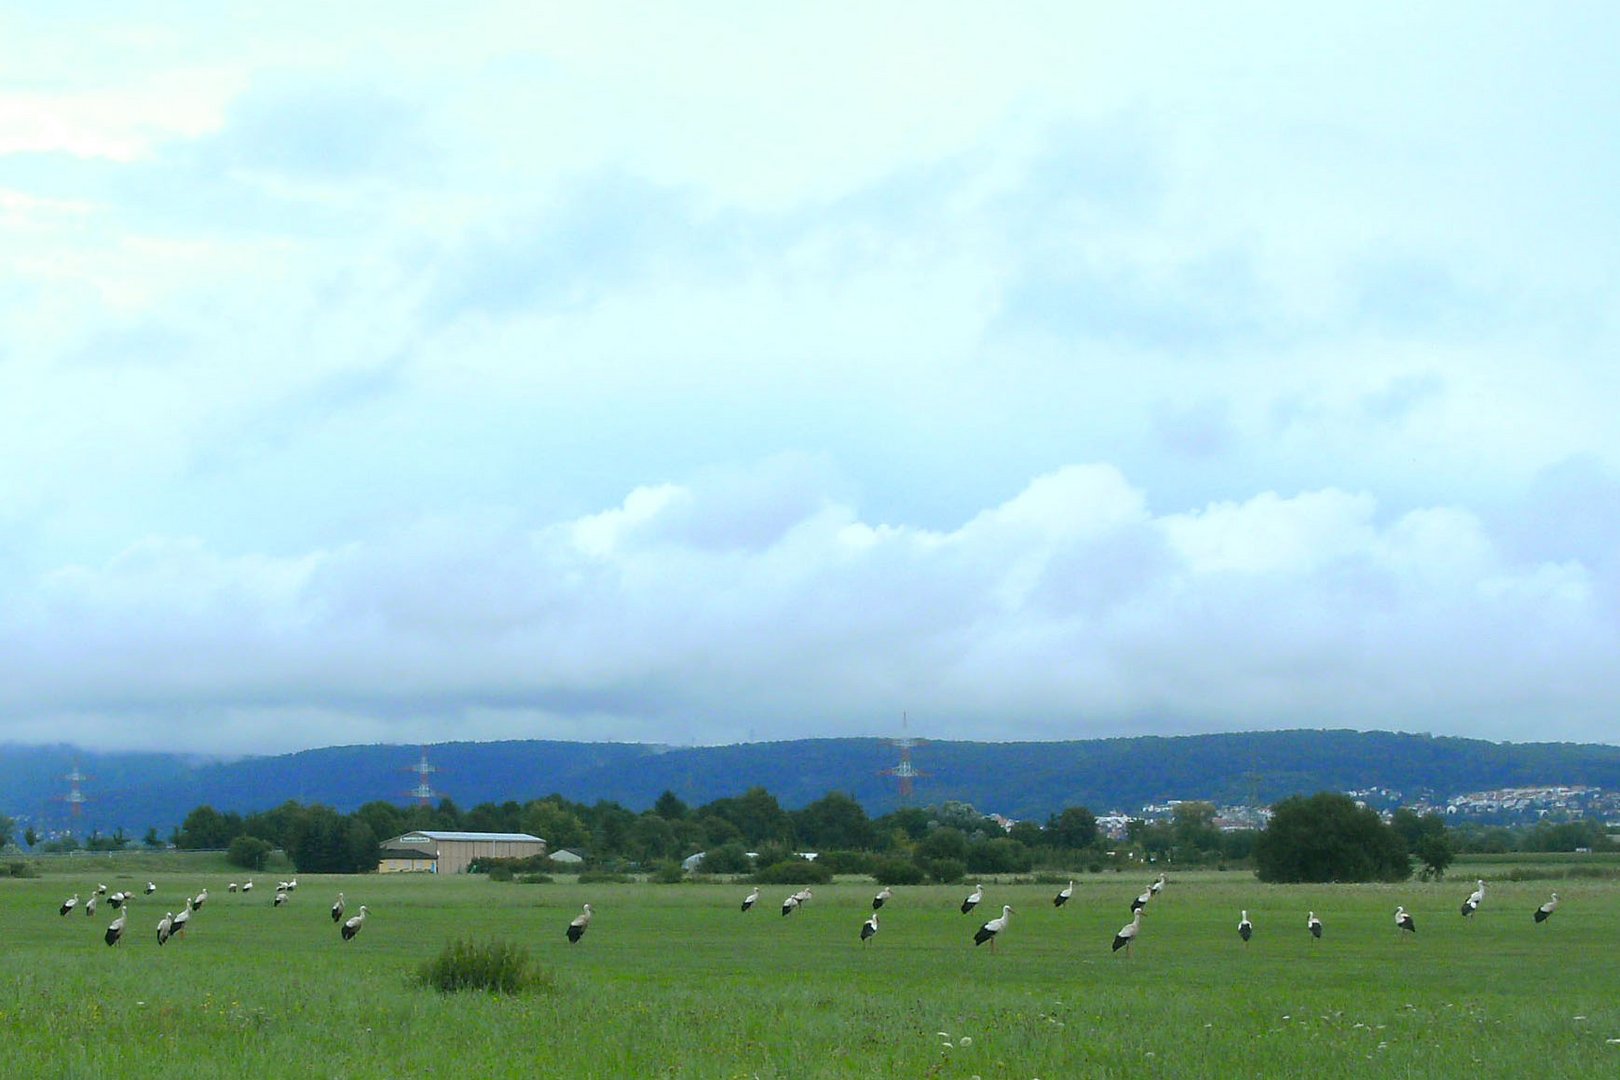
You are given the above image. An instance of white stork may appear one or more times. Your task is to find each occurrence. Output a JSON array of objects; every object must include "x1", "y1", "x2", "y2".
[
  {"x1": 1131, "y1": 887, "x2": 1152, "y2": 913},
  {"x1": 145, "y1": 881, "x2": 157, "y2": 895},
  {"x1": 860, "y1": 912, "x2": 879, "y2": 944},
  {"x1": 59, "y1": 893, "x2": 79, "y2": 917},
  {"x1": 1308, "y1": 911, "x2": 1323, "y2": 940},
  {"x1": 1238, "y1": 909, "x2": 1253, "y2": 945},
  {"x1": 741, "y1": 887, "x2": 760, "y2": 912},
  {"x1": 961, "y1": 883, "x2": 984, "y2": 915},
  {"x1": 565, "y1": 903, "x2": 592, "y2": 944},
  {"x1": 170, "y1": 902, "x2": 191, "y2": 938},
  {"x1": 228, "y1": 883, "x2": 238, "y2": 893},
  {"x1": 85, "y1": 894, "x2": 97, "y2": 918},
  {"x1": 241, "y1": 879, "x2": 253, "y2": 892},
  {"x1": 156, "y1": 912, "x2": 174, "y2": 946},
  {"x1": 973, "y1": 905, "x2": 1014, "y2": 951},
  {"x1": 341, "y1": 905, "x2": 369, "y2": 941},
  {"x1": 332, "y1": 892, "x2": 346, "y2": 923},
  {"x1": 1053, "y1": 881, "x2": 1074, "y2": 908},
  {"x1": 1150, "y1": 873, "x2": 1166, "y2": 896},
  {"x1": 104, "y1": 907, "x2": 127, "y2": 947},
  {"x1": 781, "y1": 893, "x2": 800, "y2": 917},
  {"x1": 273, "y1": 890, "x2": 288, "y2": 907},
  {"x1": 287, "y1": 878, "x2": 298, "y2": 891},
  {"x1": 1112, "y1": 909, "x2": 1143, "y2": 954},
  {"x1": 873, "y1": 886, "x2": 892, "y2": 911},
  {"x1": 1461, "y1": 879, "x2": 1484, "y2": 918},
  {"x1": 96, "y1": 883, "x2": 107, "y2": 896},
  {"x1": 1534, "y1": 892, "x2": 1560, "y2": 923},
  {"x1": 192, "y1": 888, "x2": 208, "y2": 912},
  {"x1": 108, "y1": 891, "x2": 126, "y2": 909},
  {"x1": 1395, "y1": 905, "x2": 1416, "y2": 935}
]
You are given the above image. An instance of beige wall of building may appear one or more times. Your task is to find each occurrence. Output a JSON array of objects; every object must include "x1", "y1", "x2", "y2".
[{"x1": 378, "y1": 831, "x2": 546, "y2": 875}]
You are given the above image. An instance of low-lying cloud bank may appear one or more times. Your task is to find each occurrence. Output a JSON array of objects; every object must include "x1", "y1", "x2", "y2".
[{"x1": 4, "y1": 461, "x2": 1614, "y2": 754}]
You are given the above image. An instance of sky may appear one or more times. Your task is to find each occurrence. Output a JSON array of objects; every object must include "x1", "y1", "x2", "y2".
[{"x1": 2, "y1": 3, "x2": 1618, "y2": 756}]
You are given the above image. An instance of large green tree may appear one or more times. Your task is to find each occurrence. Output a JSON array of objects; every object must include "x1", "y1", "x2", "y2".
[
  {"x1": 793, "y1": 792, "x2": 875, "y2": 851},
  {"x1": 1254, "y1": 792, "x2": 1411, "y2": 883},
  {"x1": 1043, "y1": 806, "x2": 1099, "y2": 849}
]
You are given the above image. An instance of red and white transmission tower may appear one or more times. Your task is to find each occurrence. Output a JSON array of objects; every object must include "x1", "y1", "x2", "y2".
[
  {"x1": 403, "y1": 747, "x2": 443, "y2": 806},
  {"x1": 61, "y1": 764, "x2": 90, "y2": 820},
  {"x1": 879, "y1": 715, "x2": 929, "y2": 805}
]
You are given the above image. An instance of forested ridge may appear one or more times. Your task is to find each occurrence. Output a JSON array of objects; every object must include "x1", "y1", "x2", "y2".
[{"x1": 7, "y1": 729, "x2": 1620, "y2": 836}]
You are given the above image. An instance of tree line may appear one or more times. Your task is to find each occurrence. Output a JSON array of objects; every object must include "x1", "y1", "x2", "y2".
[{"x1": 10, "y1": 787, "x2": 1611, "y2": 881}]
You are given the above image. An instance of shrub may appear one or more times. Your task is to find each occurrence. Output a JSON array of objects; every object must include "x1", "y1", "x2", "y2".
[
  {"x1": 226, "y1": 835, "x2": 273, "y2": 871},
  {"x1": 698, "y1": 843, "x2": 753, "y2": 875},
  {"x1": 5, "y1": 861, "x2": 39, "y2": 878},
  {"x1": 869, "y1": 857, "x2": 927, "y2": 886},
  {"x1": 487, "y1": 864, "x2": 515, "y2": 882},
  {"x1": 966, "y1": 838, "x2": 1034, "y2": 874},
  {"x1": 650, "y1": 862, "x2": 687, "y2": 884},
  {"x1": 919, "y1": 857, "x2": 966, "y2": 885},
  {"x1": 516, "y1": 873, "x2": 554, "y2": 884},
  {"x1": 416, "y1": 938, "x2": 553, "y2": 995},
  {"x1": 470, "y1": 854, "x2": 554, "y2": 875},
  {"x1": 751, "y1": 859, "x2": 834, "y2": 885},
  {"x1": 813, "y1": 850, "x2": 876, "y2": 875}
]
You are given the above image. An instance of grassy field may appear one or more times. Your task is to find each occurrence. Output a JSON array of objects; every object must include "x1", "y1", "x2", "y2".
[{"x1": 3, "y1": 863, "x2": 1616, "y2": 1078}]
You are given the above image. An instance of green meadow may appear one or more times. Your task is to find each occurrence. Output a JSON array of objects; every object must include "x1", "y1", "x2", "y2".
[{"x1": 3, "y1": 860, "x2": 1616, "y2": 1078}]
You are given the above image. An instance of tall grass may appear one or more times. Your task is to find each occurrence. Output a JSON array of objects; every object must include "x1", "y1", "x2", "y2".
[{"x1": 416, "y1": 938, "x2": 552, "y2": 994}]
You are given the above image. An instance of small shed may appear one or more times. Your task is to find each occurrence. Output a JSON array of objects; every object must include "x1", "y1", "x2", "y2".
[
  {"x1": 378, "y1": 830, "x2": 546, "y2": 875},
  {"x1": 378, "y1": 843, "x2": 439, "y2": 874}
]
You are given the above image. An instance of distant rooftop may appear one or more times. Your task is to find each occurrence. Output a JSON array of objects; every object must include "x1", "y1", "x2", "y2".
[{"x1": 397, "y1": 831, "x2": 544, "y2": 844}]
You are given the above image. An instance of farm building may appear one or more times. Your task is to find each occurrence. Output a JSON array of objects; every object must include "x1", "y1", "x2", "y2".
[{"x1": 377, "y1": 830, "x2": 546, "y2": 875}]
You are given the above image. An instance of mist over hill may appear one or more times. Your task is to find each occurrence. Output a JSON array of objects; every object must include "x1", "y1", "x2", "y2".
[{"x1": 7, "y1": 730, "x2": 1620, "y2": 838}]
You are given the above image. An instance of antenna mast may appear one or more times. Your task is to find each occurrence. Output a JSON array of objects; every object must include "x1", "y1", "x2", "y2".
[
  {"x1": 404, "y1": 747, "x2": 442, "y2": 806},
  {"x1": 62, "y1": 763, "x2": 89, "y2": 821},
  {"x1": 879, "y1": 713, "x2": 929, "y2": 805}
]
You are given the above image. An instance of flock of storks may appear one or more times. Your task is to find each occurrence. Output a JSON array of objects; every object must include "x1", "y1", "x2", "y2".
[
  {"x1": 724, "y1": 871, "x2": 1563, "y2": 957},
  {"x1": 56, "y1": 877, "x2": 370, "y2": 946},
  {"x1": 727, "y1": 873, "x2": 1170, "y2": 953},
  {"x1": 55, "y1": 871, "x2": 1563, "y2": 954}
]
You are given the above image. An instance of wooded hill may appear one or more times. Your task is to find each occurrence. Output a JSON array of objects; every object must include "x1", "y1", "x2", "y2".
[{"x1": 7, "y1": 729, "x2": 1620, "y2": 837}]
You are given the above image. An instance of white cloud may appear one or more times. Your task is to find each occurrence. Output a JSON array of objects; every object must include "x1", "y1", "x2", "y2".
[{"x1": 3, "y1": 466, "x2": 1617, "y2": 754}]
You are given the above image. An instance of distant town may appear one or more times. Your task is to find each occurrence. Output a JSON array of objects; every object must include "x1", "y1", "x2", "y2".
[{"x1": 1087, "y1": 784, "x2": 1620, "y2": 840}]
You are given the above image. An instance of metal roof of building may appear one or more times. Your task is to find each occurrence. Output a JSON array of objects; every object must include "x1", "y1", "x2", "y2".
[{"x1": 396, "y1": 831, "x2": 545, "y2": 844}]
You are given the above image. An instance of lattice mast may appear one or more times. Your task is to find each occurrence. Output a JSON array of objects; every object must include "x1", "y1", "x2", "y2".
[
  {"x1": 61, "y1": 764, "x2": 89, "y2": 819},
  {"x1": 404, "y1": 747, "x2": 442, "y2": 806},
  {"x1": 880, "y1": 714, "x2": 929, "y2": 805}
]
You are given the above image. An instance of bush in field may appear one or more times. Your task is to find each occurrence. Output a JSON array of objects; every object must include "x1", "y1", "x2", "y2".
[
  {"x1": 577, "y1": 870, "x2": 633, "y2": 884},
  {"x1": 487, "y1": 864, "x2": 515, "y2": 882},
  {"x1": 813, "y1": 850, "x2": 876, "y2": 875},
  {"x1": 697, "y1": 842, "x2": 752, "y2": 875},
  {"x1": 750, "y1": 859, "x2": 834, "y2": 885},
  {"x1": 5, "y1": 861, "x2": 39, "y2": 878},
  {"x1": 227, "y1": 835, "x2": 273, "y2": 871},
  {"x1": 516, "y1": 873, "x2": 554, "y2": 884},
  {"x1": 416, "y1": 939, "x2": 554, "y2": 995},
  {"x1": 966, "y1": 838, "x2": 1034, "y2": 874},
  {"x1": 919, "y1": 857, "x2": 966, "y2": 885},
  {"x1": 650, "y1": 861, "x2": 687, "y2": 883},
  {"x1": 869, "y1": 857, "x2": 927, "y2": 886}
]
